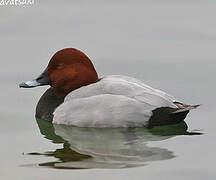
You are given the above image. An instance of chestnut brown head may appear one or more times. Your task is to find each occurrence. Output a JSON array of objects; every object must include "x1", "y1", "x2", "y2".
[{"x1": 19, "y1": 48, "x2": 99, "y2": 97}]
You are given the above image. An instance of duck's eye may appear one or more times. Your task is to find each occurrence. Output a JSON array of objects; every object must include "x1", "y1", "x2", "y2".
[{"x1": 56, "y1": 64, "x2": 64, "y2": 69}]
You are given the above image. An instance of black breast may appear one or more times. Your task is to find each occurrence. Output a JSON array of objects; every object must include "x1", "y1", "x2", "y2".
[{"x1": 35, "y1": 88, "x2": 64, "y2": 122}]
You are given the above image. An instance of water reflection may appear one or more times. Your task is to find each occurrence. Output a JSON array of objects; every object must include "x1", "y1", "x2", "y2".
[{"x1": 30, "y1": 119, "x2": 201, "y2": 169}]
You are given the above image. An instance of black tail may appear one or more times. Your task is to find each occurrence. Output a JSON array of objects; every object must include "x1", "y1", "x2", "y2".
[{"x1": 148, "y1": 103, "x2": 200, "y2": 127}]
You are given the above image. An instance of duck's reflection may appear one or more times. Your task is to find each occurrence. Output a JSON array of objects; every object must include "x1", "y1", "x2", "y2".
[{"x1": 30, "y1": 119, "x2": 201, "y2": 169}]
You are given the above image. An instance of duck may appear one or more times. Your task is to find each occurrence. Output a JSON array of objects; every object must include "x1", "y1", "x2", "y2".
[{"x1": 19, "y1": 48, "x2": 199, "y2": 128}]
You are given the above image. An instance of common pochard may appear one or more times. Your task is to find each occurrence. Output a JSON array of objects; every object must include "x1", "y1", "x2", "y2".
[{"x1": 19, "y1": 48, "x2": 199, "y2": 127}]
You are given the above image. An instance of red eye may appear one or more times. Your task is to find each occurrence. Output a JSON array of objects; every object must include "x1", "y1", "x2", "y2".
[{"x1": 57, "y1": 64, "x2": 64, "y2": 69}]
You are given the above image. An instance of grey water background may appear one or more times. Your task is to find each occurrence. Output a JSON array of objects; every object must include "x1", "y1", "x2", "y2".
[{"x1": 1, "y1": 0, "x2": 216, "y2": 179}]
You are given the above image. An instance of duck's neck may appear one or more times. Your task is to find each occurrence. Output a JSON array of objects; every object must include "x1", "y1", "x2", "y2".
[{"x1": 35, "y1": 88, "x2": 64, "y2": 122}]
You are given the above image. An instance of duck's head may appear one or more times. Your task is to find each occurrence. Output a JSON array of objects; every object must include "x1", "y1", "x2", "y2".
[{"x1": 19, "y1": 48, "x2": 99, "y2": 97}]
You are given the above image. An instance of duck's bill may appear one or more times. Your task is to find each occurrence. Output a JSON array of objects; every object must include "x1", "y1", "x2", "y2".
[
  {"x1": 19, "y1": 80, "x2": 41, "y2": 88},
  {"x1": 19, "y1": 68, "x2": 50, "y2": 88}
]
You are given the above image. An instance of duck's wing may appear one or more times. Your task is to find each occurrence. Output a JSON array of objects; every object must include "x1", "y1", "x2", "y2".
[
  {"x1": 172, "y1": 102, "x2": 200, "y2": 113},
  {"x1": 64, "y1": 75, "x2": 177, "y2": 109}
]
